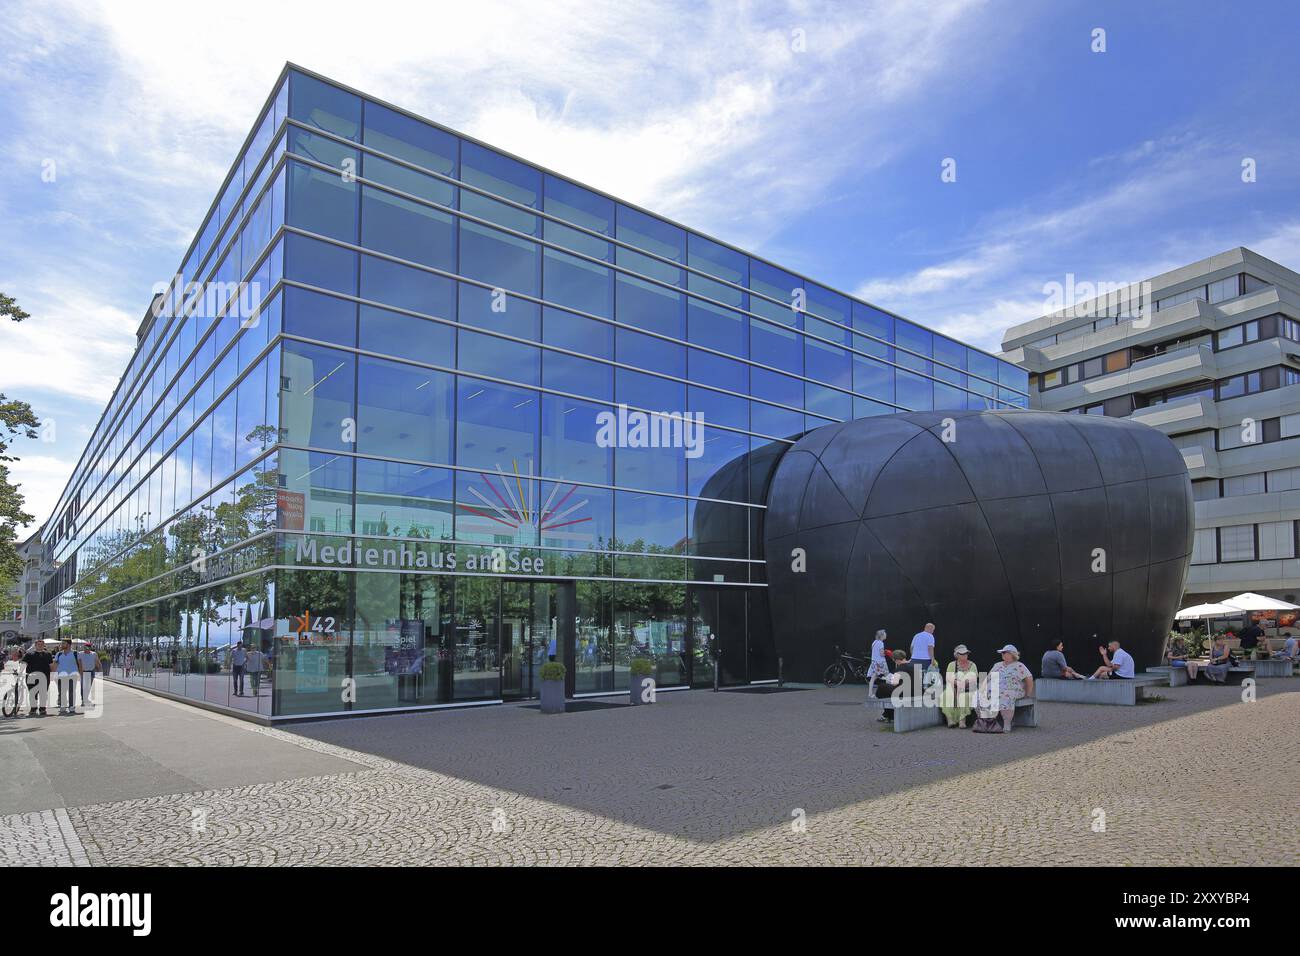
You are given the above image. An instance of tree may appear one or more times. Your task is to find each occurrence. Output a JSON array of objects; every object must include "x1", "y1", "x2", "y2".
[{"x1": 1, "y1": 293, "x2": 39, "y2": 619}]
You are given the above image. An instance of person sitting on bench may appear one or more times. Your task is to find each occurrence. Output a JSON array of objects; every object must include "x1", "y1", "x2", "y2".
[
  {"x1": 1089, "y1": 639, "x2": 1134, "y2": 679},
  {"x1": 1041, "y1": 640, "x2": 1083, "y2": 679},
  {"x1": 1271, "y1": 635, "x2": 1298, "y2": 662},
  {"x1": 876, "y1": 649, "x2": 910, "y2": 723},
  {"x1": 1167, "y1": 634, "x2": 1189, "y2": 667}
]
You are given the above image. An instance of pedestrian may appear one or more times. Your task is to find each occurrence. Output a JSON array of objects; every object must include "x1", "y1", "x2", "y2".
[
  {"x1": 21, "y1": 639, "x2": 53, "y2": 717},
  {"x1": 246, "y1": 643, "x2": 266, "y2": 697},
  {"x1": 231, "y1": 641, "x2": 247, "y2": 696},
  {"x1": 53, "y1": 639, "x2": 81, "y2": 714},
  {"x1": 866, "y1": 629, "x2": 889, "y2": 698},
  {"x1": 77, "y1": 642, "x2": 99, "y2": 708},
  {"x1": 908, "y1": 622, "x2": 937, "y2": 696}
]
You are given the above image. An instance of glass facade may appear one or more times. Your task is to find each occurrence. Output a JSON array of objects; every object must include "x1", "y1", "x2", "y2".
[{"x1": 41, "y1": 66, "x2": 1028, "y2": 719}]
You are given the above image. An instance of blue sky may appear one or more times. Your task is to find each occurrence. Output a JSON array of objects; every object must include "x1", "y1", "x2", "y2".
[{"x1": 3, "y1": 0, "x2": 1299, "y2": 534}]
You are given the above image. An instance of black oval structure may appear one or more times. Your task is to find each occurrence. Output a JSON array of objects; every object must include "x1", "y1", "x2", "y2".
[{"x1": 762, "y1": 409, "x2": 1194, "y2": 681}]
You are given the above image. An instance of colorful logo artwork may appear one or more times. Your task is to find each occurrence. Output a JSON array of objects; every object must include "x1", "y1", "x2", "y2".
[{"x1": 456, "y1": 460, "x2": 593, "y2": 547}]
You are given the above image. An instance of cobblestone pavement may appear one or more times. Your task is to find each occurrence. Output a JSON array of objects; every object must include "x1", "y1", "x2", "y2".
[{"x1": 4, "y1": 680, "x2": 1298, "y2": 865}]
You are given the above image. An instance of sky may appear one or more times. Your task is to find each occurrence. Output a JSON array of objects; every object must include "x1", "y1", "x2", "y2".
[{"x1": 2, "y1": 0, "x2": 1299, "y2": 536}]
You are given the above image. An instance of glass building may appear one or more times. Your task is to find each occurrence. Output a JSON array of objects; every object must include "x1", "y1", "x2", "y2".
[{"x1": 43, "y1": 65, "x2": 1028, "y2": 719}]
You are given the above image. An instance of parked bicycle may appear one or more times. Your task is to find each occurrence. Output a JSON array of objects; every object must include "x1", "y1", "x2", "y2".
[
  {"x1": 823, "y1": 645, "x2": 870, "y2": 687},
  {"x1": 1, "y1": 663, "x2": 23, "y2": 718}
]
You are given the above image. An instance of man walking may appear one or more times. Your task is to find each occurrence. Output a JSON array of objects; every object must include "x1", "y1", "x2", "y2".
[
  {"x1": 909, "y1": 622, "x2": 937, "y2": 696},
  {"x1": 231, "y1": 641, "x2": 247, "y2": 697},
  {"x1": 21, "y1": 640, "x2": 53, "y2": 717}
]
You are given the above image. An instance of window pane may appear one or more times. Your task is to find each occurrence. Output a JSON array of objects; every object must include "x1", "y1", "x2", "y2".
[
  {"x1": 460, "y1": 142, "x2": 541, "y2": 234},
  {"x1": 362, "y1": 100, "x2": 457, "y2": 179},
  {"x1": 456, "y1": 379, "x2": 540, "y2": 470},
  {"x1": 543, "y1": 248, "x2": 612, "y2": 317},
  {"x1": 289, "y1": 71, "x2": 361, "y2": 140},
  {"x1": 544, "y1": 175, "x2": 613, "y2": 260},
  {"x1": 279, "y1": 341, "x2": 356, "y2": 450},
  {"x1": 287, "y1": 160, "x2": 357, "y2": 242},
  {"x1": 359, "y1": 305, "x2": 455, "y2": 367},
  {"x1": 542, "y1": 394, "x2": 612, "y2": 485},
  {"x1": 360, "y1": 185, "x2": 456, "y2": 270},
  {"x1": 460, "y1": 220, "x2": 540, "y2": 296},
  {"x1": 360, "y1": 255, "x2": 454, "y2": 315},
  {"x1": 616, "y1": 272, "x2": 684, "y2": 338},
  {"x1": 283, "y1": 286, "x2": 357, "y2": 347},
  {"x1": 357, "y1": 356, "x2": 454, "y2": 463}
]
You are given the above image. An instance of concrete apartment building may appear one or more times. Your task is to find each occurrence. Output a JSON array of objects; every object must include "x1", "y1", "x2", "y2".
[
  {"x1": 1001, "y1": 247, "x2": 1300, "y2": 606},
  {"x1": 2, "y1": 530, "x2": 47, "y2": 645}
]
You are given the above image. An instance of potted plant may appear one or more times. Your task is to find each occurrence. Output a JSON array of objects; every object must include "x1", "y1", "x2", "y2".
[
  {"x1": 629, "y1": 657, "x2": 655, "y2": 705},
  {"x1": 538, "y1": 661, "x2": 566, "y2": 714}
]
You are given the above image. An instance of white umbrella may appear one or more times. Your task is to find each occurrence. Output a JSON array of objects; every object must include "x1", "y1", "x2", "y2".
[
  {"x1": 1222, "y1": 592, "x2": 1299, "y2": 641},
  {"x1": 1173, "y1": 602, "x2": 1238, "y2": 660},
  {"x1": 1221, "y1": 592, "x2": 1299, "y2": 611}
]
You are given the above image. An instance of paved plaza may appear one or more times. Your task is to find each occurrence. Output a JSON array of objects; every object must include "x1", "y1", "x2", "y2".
[{"x1": 1, "y1": 677, "x2": 1297, "y2": 866}]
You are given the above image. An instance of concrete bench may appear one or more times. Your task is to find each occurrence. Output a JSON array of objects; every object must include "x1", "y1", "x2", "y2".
[
  {"x1": 1247, "y1": 658, "x2": 1294, "y2": 678},
  {"x1": 1036, "y1": 672, "x2": 1166, "y2": 705},
  {"x1": 863, "y1": 694, "x2": 1036, "y2": 732}
]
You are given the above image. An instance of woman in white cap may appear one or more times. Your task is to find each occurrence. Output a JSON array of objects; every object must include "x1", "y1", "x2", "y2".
[
  {"x1": 941, "y1": 644, "x2": 978, "y2": 728},
  {"x1": 987, "y1": 644, "x2": 1034, "y2": 733}
]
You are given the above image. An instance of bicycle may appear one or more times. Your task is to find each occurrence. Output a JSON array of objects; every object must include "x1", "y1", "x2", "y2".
[
  {"x1": 823, "y1": 645, "x2": 870, "y2": 687},
  {"x1": 1, "y1": 665, "x2": 23, "y2": 718}
]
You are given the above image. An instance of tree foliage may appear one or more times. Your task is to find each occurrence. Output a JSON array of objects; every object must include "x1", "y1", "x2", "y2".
[{"x1": 0, "y1": 293, "x2": 38, "y2": 618}]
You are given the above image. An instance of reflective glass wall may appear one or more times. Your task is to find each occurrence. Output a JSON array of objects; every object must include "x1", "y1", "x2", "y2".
[{"x1": 51, "y1": 67, "x2": 1028, "y2": 719}]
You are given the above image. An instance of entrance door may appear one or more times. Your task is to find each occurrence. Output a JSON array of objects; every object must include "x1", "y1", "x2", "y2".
[{"x1": 498, "y1": 580, "x2": 575, "y2": 701}]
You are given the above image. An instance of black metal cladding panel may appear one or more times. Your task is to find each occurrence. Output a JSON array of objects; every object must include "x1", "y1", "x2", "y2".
[
  {"x1": 925, "y1": 413, "x2": 1048, "y2": 500},
  {"x1": 1104, "y1": 479, "x2": 1153, "y2": 572},
  {"x1": 862, "y1": 432, "x2": 977, "y2": 518},
  {"x1": 1069, "y1": 416, "x2": 1148, "y2": 485},
  {"x1": 762, "y1": 409, "x2": 1193, "y2": 680},
  {"x1": 998, "y1": 411, "x2": 1104, "y2": 493},
  {"x1": 812, "y1": 416, "x2": 924, "y2": 514}
]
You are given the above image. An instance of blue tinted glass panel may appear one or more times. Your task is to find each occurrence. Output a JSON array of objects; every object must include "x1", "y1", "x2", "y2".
[
  {"x1": 279, "y1": 341, "x2": 356, "y2": 450},
  {"x1": 616, "y1": 272, "x2": 684, "y2": 338},
  {"x1": 460, "y1": 142, "x2": 541, "y2": 235},
  {"x1": 750, "y1": 401, "x2": 803, "y2": 439},
  {"x1": 460, "y1": 220, "x2": 540, "y2": 296},
  {"x1": 542, "y1": 349, "x2": 613, "y2": 402},
  {"x1": 933, "y1": 380, "x2": 967, "y2": 410},
  {"x1": 750, "y1": 367, "x2": 801, "y2": 408},
  {"x1": 616, "y1": 327, "x2": 684, "y2": 378},
  {"x1": 288, "y1": 125, "x2": 356, "y2": 171},
  {"x1": 289, "y1": 72, "x2": 361, "y2": 140},
  {"x1": 688, "y1": 429, "x2": 751, "y2": 498},
  {"x1": 687, "y1": 386, "x2": 747, "y2": 432},
  {"x1": 896, "y1": 369, "x2": 933, "y2": 411},
  {"x1": 459, "y1": 283, "x2": 539, "y2": 340},
  {"x1": 283, "y1": 286, "x2": 357, "y2": 347},
  {"x1": 357, "y1": 356, "x2": 454, "y2": 463},
  {"x1": 543, "y1": 307, "x2": 612, "y2": 360},
  {"x1": 457, "y1": 329, "x2": 540, "y2": 386},
  {"x1": 543, "y1": 249, "x2": 612, "y2": 317},
  {"x1": 355, "y1": 459, "x2": 454, "y2": 540},
  {"x1": 967, "y1": 350, "x2": 998, "y2": 387},
  {"x1": 614, "y1": 492, "x2": 687, "y2": 554},
  {"x1": 854, "y1": 396, "x2": 893, "y2": 418},
  {"x1": 456, "y1": 379, "x2": 540, "y2": 470},
  {"x1": 853, "y1": 355, "x2": 894, "y2": 404},
  {"x1": 805, "y1": 338, "x2": 851, "y2": 389},
  {"x1": 541, "y1": 394, "x2": 612, "y2": 485},
  {"x1": 616, "y1": 367, "x2": 684, "y2": 414},
  {"x1": 360, "y1": 185, "x2": 455, "y2": 269},
  {"x1": 688, "y1": 349, "x2": 747, "y2": 394},
  {"x1": 687, "y1": 298, "x2": 747, "y2": 355},
  {"x1": 750, "y1": 319, "x2": 802, "y2": 373},
  {"x1": 544, "y1": 176, "x2": 613, "y2": 260},
  {"x1": 805, "y1": 382, "x2": 851, "y2": 421},
  {"x1": 359, "y1": 305, "x2": 454, "y2": 367},
  {"x1": 362, "y1": 101, "x2": 457, "y2": 177},
  {"x1": 895, "y1": 321, "x2": 933, "y2": 373},
  {"x1": 360, "y1": 255, "x2": 452, "y2": 315},
  {"x1": 749, "y1": 260, "x2": 801, "y2": 327},
  {"x1": 285, "y1": 234, "x2": 357, "y2": 297},
  {"x1": 362, "y1": 153, "x2": 455, "y2": 206},
  {"x1": 539, "y1": 481, "x2": 610, "y2": 551},
  {"x1": 287, "y1": 160, "x2": 357, "y2": 243},
  {"x1": 616, "y1": 205, "x2": 685, "y2": 286}
]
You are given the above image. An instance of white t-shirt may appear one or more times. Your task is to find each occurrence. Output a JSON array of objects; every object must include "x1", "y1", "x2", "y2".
[
  {"x1": 870, "y1": 639, "x2": 886, "y2": 664},
  {"x1": 910, "y1": 631, "x2": 935, "y2": 662},
  {"x1": 1111, "y1": 647, "x2": 1135, "y2": 678}
]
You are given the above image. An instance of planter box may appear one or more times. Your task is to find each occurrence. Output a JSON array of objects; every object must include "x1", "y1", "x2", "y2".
[
  {"x1": 629, "y1": 675, "x2": 655, "y2": 705},
  {"x1": 539, "y1": 679, "x2": 566, "y2": 714}
]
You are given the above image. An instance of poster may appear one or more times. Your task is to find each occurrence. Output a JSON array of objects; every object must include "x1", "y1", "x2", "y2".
[{"x1": 296, "y1": 647, "x2": 329, "y2": 692}]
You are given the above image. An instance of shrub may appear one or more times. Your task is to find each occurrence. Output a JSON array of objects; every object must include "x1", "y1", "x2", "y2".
[
  {"x1": 539, "y1": 661, "x2": 566, "y2": 682},
  {"x1": 629, "y1": 658, "x2": 654, "y2": 678}
]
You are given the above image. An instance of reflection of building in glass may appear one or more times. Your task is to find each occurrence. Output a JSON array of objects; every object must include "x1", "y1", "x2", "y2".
[{"x1": 39, "y1": 65, "x2": 1028, "y2": 720}]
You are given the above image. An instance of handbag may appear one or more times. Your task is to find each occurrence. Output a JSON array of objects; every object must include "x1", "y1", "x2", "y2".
[{"x1": 971, "y1": 715, "x2": 1003, "y2": 733}]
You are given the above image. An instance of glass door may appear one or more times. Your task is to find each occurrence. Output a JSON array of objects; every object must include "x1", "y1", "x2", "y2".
[{"x1": 500, "y1": 580, "x2": 535, "y2": 700}]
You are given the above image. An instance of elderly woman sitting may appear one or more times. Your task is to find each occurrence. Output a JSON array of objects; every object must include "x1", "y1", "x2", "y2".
[
  {"x1": 981, "y1": 644, "x2": 1034, "y2": 733},
  {"x1": 941, "y1": 644, "x2": 979, "y2": 728}
]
